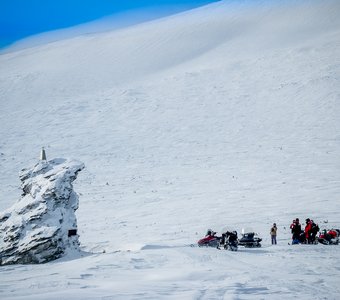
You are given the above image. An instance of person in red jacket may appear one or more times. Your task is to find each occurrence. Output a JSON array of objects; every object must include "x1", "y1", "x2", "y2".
[{"x1": 305, "y1": 218, "x2": 312, "y2": 243}]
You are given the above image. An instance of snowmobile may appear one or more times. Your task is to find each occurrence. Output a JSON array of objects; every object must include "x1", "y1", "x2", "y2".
[
  {"x1": 220, "y1": 231, "x2": 238, "y2": 251},
  {"x1": 197, "y1": 229, "x2": 220, "y2": 248},
  {"x1": 318, "y1": 229, "x2": 339, "y2": 245},
  {"x1": 238, "y1": 231, "x2": 262, "y2": 248}
]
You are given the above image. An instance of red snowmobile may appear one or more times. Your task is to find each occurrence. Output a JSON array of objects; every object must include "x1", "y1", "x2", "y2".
[
  {"x1": 318, "y1": 229, "x2": 339, "y2": 245},
  {"x1": 197, "y1": 229, "x2": 220, "y2": 248},
  {"x1": 197, "y1": 229, "x2": 238, "y2": 251}
]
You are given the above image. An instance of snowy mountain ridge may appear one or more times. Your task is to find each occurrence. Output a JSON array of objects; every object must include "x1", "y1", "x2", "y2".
[{"x1": 0, "y1": 0, "x2": 340, "y2": 299}]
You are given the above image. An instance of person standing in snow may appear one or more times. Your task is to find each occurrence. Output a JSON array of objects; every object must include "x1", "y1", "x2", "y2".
[
  {"x1": 309, "y1": 220, "x2": 319, "y2": 244},
  {"x1": 304, "y1": 218, "x2": 312, "y2": 244},
  {"x1": 270, "y1": 223, "x2": 277, "y2": 244},
  {"x1": 291, "y1": 218, "x2": 302, "y2": 244}
]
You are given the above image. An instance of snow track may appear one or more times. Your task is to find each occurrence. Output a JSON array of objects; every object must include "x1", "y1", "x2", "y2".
[{"x1": 0, "y1": 243, "x2": 339, "y2": 299}]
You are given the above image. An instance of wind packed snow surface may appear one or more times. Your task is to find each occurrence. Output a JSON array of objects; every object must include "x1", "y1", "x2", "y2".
[{"x1": 0, "y1": 0, "x2": 340, "y2": 299}]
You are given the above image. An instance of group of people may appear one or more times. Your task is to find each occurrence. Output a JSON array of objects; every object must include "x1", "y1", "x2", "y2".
[
  {"x1": 290, "y1": 218, "x2": 319, "y2": 244},
  {"x1": 203, "y1": 218, "x2": 329, "y2": 246},
  {"x1": 270, "y1": 219, "x2": 322, "y2": 245}
]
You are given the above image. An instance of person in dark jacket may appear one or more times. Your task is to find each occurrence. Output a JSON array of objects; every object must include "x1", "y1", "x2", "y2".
[
  {"x1": 291, "y1": 218, "x2": 302, "y2": 244},
  {"x1": 309, "y1": 220, "x2": 319, "y2": 244}
]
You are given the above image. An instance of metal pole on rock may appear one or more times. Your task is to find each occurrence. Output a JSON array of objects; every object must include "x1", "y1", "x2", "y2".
[{"x1": 40, "y1": 147, "x2": 47, "y2": 161}]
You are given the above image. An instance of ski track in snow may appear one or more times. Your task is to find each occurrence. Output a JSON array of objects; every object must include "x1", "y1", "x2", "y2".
[
  {"x1": 0, "y1": 244, "x2": 339, "y2": 299},
  {"x1": 1, "y1": 0, "x2": 340, "y2": 299}
]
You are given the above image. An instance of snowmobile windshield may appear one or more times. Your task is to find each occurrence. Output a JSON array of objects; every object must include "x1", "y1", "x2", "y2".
[
  {"x1": 221, "y1": 226, "x2": 237, "y2": 234},
  {"x1": 242, "y1": 227, "x2": 255, "y2": 234}
]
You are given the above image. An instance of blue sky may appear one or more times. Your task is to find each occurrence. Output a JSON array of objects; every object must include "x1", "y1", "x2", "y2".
[{"x1": 0, "y1": 0, "x2": 218, "y2": 48}]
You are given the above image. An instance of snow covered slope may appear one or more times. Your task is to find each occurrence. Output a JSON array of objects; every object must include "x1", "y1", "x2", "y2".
[{"x1": 0, "y1": 0, "x2": 340, "y2": 299}]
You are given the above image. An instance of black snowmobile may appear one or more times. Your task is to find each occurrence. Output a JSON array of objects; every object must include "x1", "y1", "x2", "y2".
[
  {"x1": 220, "y1": 231, "x2": 238, "y2": 251},
  {"x1": 238, "y1": 232, "x2": 262, "y2": 248}
]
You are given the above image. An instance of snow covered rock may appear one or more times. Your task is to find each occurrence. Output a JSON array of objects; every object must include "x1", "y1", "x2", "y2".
[{"x1": 0, "y1": 158, "x2": 84, "y2": 265}]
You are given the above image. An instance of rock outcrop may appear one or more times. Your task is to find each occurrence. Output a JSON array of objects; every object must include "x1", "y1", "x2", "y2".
[{"x1": 0, "y1": 158, "x2": 84, "y2": 265}]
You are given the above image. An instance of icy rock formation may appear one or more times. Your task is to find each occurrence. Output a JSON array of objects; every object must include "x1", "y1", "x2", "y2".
[{"x1": 0, "y1": 158, "x2": 84, "y2": 265}]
